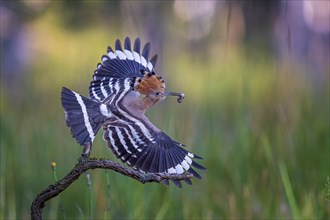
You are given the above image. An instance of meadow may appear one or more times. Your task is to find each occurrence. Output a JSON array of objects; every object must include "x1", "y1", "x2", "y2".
[{"x1": 1, "y1": 2, "x2": 329, "y2": 219}]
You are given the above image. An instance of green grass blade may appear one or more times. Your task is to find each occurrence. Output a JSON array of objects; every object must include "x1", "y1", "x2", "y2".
[
  {"x1": 75, "y1": 203, "x2": 85, "y2": 220},
  {"x1": 279, "y1": 161, "x2": 300, "y2": 219},
  {"x1": 86, "y1": 173, "x2": 92, "y2": 220}
]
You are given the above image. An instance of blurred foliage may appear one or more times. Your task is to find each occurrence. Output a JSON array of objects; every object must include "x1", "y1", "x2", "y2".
[{"x1": 1, "y1": 1, "x2": 329, "y2": 219}]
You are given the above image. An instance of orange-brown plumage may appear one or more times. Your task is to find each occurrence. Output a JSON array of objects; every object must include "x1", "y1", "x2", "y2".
[{"x1": 135, "y1": 73, "x2": 165, "y2": 95}]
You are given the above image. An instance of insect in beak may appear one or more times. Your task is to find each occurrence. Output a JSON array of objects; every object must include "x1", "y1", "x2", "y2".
[{"x1": 163, "y1": 92, "x2": 185, "y2": 103}]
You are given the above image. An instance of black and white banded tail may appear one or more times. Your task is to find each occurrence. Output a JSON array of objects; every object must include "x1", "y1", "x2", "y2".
[{"x1": 61, "y1": 87, "x2": 106, "y2": 145}]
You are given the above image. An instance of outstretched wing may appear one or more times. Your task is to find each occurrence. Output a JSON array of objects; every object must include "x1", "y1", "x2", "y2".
[
  {"x1": 89, "y1": 37, "x2": 158, "y2": 102},
  {"x1": 103, "y1": 119, "x2": 206, "y2": 187}
]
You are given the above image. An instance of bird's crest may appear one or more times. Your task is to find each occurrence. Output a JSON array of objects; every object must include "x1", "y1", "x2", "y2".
[{"x1": 132, "y1": 71, "x2": 165, "y2": 95}]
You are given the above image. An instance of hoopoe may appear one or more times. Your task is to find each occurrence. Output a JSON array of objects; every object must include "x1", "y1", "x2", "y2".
[{"x1": 61, "y1": 37, "x2": 205, "y2": 187}]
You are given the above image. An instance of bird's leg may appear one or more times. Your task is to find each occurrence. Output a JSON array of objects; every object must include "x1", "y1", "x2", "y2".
[
  {"x1": 79, "y1": 143, "x2": 92, "y2": 164},
  {"x1": 164, "y1": 92, "x2": 185, "y2": 103},
  {"x1": 82, "y1": 143, "x2": 92, "y2": 156}
]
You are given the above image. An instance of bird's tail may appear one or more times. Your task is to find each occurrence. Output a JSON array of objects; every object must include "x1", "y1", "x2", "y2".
[{"x1": 61, "y1": 87, "x2": 106, "y2": 146}]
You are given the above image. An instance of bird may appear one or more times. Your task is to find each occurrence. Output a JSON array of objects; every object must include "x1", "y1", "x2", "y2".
[{"x1": 61, "y1": 37, "x2": 206, "y2": 187}]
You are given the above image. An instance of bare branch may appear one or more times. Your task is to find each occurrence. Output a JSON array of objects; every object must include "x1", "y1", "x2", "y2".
[{"x1": 30, "y1": 157, "x2": 192, "y2": 220}]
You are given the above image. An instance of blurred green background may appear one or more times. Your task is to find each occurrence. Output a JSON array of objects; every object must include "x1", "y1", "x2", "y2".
[{"x1": 1, "y1": 1, "x2": 329, "y2": 219}]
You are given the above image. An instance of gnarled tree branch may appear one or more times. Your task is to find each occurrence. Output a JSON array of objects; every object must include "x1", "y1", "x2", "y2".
[{"x1": 30, "y1": 157, "x2": 192, "y2": 220}]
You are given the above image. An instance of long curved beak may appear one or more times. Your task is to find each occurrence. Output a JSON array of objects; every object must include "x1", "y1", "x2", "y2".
[{"x1": 163, "y1": 91, "x2": 185, "y2": 103}]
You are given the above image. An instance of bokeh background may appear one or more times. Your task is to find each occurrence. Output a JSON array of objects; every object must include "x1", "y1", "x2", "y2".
[{"x1": 1, "y1": 1, "x2": 329, "y2": 219}]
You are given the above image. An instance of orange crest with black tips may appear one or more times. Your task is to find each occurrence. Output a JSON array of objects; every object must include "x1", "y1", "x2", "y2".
[{"x1": 134, "y1": 72, "x2": 165, "y2": 95}]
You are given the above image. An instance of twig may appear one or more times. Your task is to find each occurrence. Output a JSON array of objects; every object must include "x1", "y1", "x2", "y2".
[{"x1": 30, "y1": 157, "x2": 193, "y2": 220}]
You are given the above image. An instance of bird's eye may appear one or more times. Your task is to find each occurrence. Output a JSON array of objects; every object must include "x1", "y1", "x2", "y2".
[{"x1": 155, "y1": 92, "x2": 160, "y2": 96}]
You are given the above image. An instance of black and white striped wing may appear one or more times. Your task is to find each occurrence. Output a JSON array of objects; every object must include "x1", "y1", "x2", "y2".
[
  {"x1": 103, "y1": 125, "x2": 206, "y2": 187},
  {"x1": 89, "y1": 37, "x2": 158, "y2": 102}
]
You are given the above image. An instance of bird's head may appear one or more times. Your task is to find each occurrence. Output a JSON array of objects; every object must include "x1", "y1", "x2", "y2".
[{"x1": 129, "y1": 71, "x2": 184, "y2": 111}]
